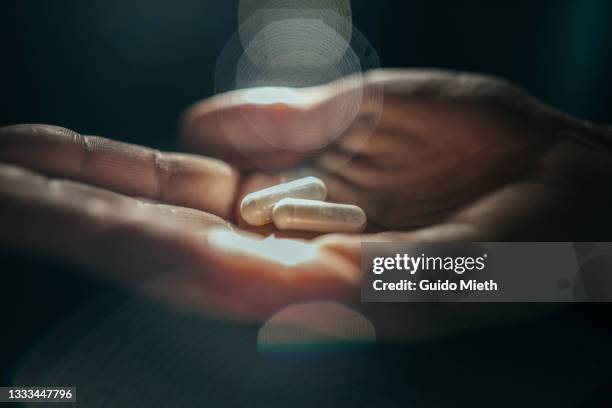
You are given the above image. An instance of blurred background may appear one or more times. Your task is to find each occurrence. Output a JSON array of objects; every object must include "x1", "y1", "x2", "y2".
[
  {"x1": 1, "y1": 1, "x2": 612, "y2": 406},
  {"x1": 1, "y1": 0, "x2": 610, "y2": 148}
]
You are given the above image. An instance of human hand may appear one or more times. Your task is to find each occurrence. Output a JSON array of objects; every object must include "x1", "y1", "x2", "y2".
[
  {"x1": 0, "y1": 124, "x2": 359, "y2": 322},
  {"x1": 183, "y1": 69, "x2": 612, "y2": 242},
  {"x1": 181, "y1": 69, "x2": 612, "y2": 339}
]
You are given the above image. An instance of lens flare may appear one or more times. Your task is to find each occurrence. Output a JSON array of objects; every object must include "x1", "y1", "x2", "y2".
[
  {"x1": 258, "y1": 302, "x2": 376, "y2": 353},
  {"x1": 238, "y1": 0, "x2": 353, "y2": 65},
  {"x1": 242, "y1": 86, "x2": 311, "y2": 106},
  {"x1": 213, "y1": 0, "x2": 382, "y2": 166}
]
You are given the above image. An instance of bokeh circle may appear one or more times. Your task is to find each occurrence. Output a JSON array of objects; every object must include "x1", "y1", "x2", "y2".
[
  {"x1": 238, "y1": 0, "x2": 353, "y2": 66},
  {"x1": 214, "y1": 6, "x2": 383, "y2": 169}
]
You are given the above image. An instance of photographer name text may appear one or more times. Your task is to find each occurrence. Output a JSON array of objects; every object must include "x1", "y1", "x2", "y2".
[{"x1": 370, "y1": 253, "x2": 498, "y2": 293}]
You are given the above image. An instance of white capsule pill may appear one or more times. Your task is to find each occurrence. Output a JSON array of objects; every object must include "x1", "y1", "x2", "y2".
[
  {"x1": 272, "y1": 198, "x2": 367, "y2": 233},
  {"x1": 240, "y1": 176, "x2": 327, "y2": 226}
]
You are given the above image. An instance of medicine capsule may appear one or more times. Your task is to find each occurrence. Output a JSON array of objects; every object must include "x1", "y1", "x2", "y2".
[
  {"x1": 272, "y1": 198, "x2": 367, "y2": 233},
  {"x1": 240, "y1": 176, "x2": 327, "y2": 226}
]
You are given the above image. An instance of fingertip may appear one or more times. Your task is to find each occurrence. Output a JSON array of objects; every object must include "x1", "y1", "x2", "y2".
[{"x1": 179, "y1": 85, "x2": 350, "y2": 157}]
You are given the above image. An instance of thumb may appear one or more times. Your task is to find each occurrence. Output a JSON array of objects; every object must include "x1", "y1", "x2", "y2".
[{"x1": 180, "y1": 74, "x2": 376, "y2": 170}]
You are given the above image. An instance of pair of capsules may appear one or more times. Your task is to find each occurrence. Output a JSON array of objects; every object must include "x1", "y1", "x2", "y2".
[{"x1": 240, "y1": 177, "x2": 367, "y2": 233}]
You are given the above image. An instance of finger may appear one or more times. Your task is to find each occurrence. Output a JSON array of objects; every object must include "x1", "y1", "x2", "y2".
[
  {"x1": 334, "y1": 125, "x2": 432, "y2": 167},
  {"x1": 0, "y1": 162, "x2": 230, "y2": 259},
  {"x1": 179, "y1": 69, "x2": 484, "y2": 162},
  {"x1": 181, "y1": 69, "x2": 542, "y2": 169},
  {"x1": 0, "y1": 124, "x2": 239, "y2": 218},
  {"x1": 318, "y1": 150, "x2": 515, "y2": 224},
  {"x1": 0, "y1": 163, "x2": 360, "y2": 320},
  {"x1": 180, "y1": 74, "x2": 377, "y2": 169}
]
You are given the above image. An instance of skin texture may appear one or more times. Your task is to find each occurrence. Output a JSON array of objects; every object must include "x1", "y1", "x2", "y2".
[{"x1": 2, "y1": 69, "x2": 612, "y2": 340}]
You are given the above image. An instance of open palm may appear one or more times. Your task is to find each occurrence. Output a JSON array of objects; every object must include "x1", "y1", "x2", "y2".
[
  {"x1": 2, "y1": 69, "x2": 610, "y2": 340},
  {"x1": 180, "y1": 69, "x2": 612, "y2": 339}
]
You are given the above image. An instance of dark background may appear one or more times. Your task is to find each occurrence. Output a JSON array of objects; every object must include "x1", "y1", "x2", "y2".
[
  {"x1": 1, "y1": 1, "x2": 612, "y2": 406},
  {"x1": 1, "y1": 0, "x2": 611, "y2": 147}
]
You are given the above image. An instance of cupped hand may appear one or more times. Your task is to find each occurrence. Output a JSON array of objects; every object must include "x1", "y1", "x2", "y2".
[
  {"x1": 3, "y1": 69, "x2": 610, "y2": 341},
  {"x1": 181, "y1": 69, "x2": 612, "y2": 339},
  {"x1": 183, "y1": 69, "x2": 612, "y2": 242},
  {"x1": 0, "y1": 124, "x2": 359, "y2": 323}
]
